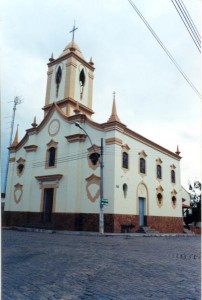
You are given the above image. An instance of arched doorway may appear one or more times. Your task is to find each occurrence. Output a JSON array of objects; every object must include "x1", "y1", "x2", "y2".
[{"x1": 137, "y1": 183, "x2": 148, "y2": 227}]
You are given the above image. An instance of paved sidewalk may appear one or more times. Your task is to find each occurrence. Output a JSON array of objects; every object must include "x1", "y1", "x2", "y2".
[
  {"x1": 2, "y1": 229, "x2": 201, "y2": 300},
  {"x1": 3, "y1": 226, "x2": 196, "y2": 237}
]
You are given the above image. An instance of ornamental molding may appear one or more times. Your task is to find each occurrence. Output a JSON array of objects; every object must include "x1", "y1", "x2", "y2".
[
  {"x1": 156, "y1": 185, "x2": 164, "y2": 193},
  {"x1": 24, "y1": 145, "x2": 38, "y2": 152},
  {"x1": 9, "y1": 157, "x2": 15, "y2": 162},
  {"x1": 14, "y1": 183, "x2": 23, "y2": 204},
  {"x1": 138, "y1": 150, "x2": 147, "y2": 158},
  {"x1": 105, "y1": 137, "x2": 123, "y2": 146},
  {"x1": 85, "y1": 174, "x2": 100, "y2": 202},
  {"x1": 121, "y1": 144, "x2": 130, "y2": 151},
  {"x1": 46, "y1": 139, "x2": 58, "y2": 149},
  {"x1": 171, "y1": 189, "x2": 177, "y2": 196},
  {"x1": 65, "y1": 134, "x2": 86, "y2": 143},
  {"x1": 35, "y1": 174, "x2": 63, "y2": 189},
  {"x1": 16, "y1": 157, "x2": 26, "y2": 164},
  {"x1": 156, "y1": 158, "x2": 163, "y2": 164}
]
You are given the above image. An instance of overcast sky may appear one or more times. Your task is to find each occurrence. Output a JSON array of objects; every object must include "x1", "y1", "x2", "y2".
[{"x1": 1, "y1": 0, "x2": 201, "y2": 192}]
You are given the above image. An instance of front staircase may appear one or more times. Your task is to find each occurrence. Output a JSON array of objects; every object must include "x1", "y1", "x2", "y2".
[
  {"x1": 183, "y1": 227, "x2": 195, "y2": 235},
  {"x1": 136, "y1": 226, "x2": 159, "y2": 234}
]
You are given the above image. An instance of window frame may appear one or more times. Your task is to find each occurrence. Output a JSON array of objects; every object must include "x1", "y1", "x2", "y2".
[
  {"x1": 45, "y1": 140, "x2": 58, "y2": 169},
  {"x1": 140, "y1": 157, "x2": 146, "y2": 174}
]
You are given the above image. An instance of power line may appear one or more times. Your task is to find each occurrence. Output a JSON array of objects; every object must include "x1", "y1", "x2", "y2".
[
  {"x1": 30, "y1": 148, "x2": 179, "y2": 169},
  {"x1": 180, "y1": 0, "x2": 201, "y2": 42},
  {"x1": 127, "y1": 0, "x2": 201, "y2": 99},
  {"x1": 171, "y1": 0, "x2": 201, "y2": 52},
  {"x1": 2, "y1": 145, "x2": 180, "y2": 173}
]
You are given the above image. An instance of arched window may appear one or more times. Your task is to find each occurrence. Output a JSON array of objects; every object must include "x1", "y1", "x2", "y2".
[
  {"x1": 16, "y1": 157, "x2": 26, "y2": 177},
  {"x1": 55, "y1": 66, "x2": 62, "y2": 97},
  {"x1": 140, "y1": 158, "x2": 146, "y2": 174},
  {"x1": 89, "y1": 152, "x2": 100, "y2": 165},
  {"x1": 157, "y1": 193, "x2": 163, "y2": 205},
  {"x1": 48, "y1": 147, "x2": 56, "y2": 167},
  {"x1": 79, "y1": 68, "x2": 85, "y2": 98},
  {"x1": 172, "y1": 196, "x2": 177, "y2": 206},
  {"x1": 17, "y1": 164, "x2": 24, "y2": 175},
  {"x1": 79, "y1": 69, "x2": 85, "y2": 87},
  {"x1": 122, "y1": 152, "x2": 128, "y2": 169},
  {"x1": 157, "y1": 165, "x2": 162, "y2": 179},
  {"x1": 123, "y1": 183, "x2": 128, "y2": 198},
  {"x1": 171, "y1": 170, "x2": 175, "y2": 183},
  {"x1": 56, "y1": 66, "x2": 62, "y2": 84}
]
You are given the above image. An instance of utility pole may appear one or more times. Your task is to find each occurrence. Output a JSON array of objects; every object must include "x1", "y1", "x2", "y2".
[
  {"x1": 75, "y1": 123, "x2": 105, "y2": 234},
  {"x1": 3, "y1": 96, "x2": 22, "y2": 194},
  {"x1": 99, "y1": 138, "x2": 104, "y2": 234}
]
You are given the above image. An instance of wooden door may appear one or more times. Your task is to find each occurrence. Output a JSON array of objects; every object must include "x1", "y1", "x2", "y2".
[{"x1": 43, "y1": 188, "x2": 54, "y2": 222}]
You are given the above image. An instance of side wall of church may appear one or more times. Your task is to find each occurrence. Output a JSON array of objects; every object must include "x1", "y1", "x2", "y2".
[{"x1": 103, "y1": 130, "x2": 182, "y2": 219}]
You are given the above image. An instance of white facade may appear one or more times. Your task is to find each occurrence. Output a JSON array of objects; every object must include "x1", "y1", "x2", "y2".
[{"x1": 4, "y1": 39, "x2": 184, "y2": 233}]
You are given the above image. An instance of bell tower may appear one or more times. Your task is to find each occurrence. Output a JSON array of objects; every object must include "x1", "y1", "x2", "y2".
[{"x1": 44, "y1": 25, "x2": 95, "y2": 118}]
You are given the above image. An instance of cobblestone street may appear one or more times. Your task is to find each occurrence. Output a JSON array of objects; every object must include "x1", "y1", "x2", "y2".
[{"x1": 2, "y1": 230, "x2": 201, "y2": 300}]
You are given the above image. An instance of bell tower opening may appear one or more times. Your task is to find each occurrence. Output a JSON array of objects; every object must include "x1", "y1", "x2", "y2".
[
  {"x1": 55, "y1": 66, "x2": 62, "y2": 97},
  {"x1": 79, "y1": 68, "x2": 85, "y2": 99}
]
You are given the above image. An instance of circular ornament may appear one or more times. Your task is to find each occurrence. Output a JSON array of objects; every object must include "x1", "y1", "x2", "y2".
[{"x1": 48, "y1": 119, "x2": 60, "y2": 136}]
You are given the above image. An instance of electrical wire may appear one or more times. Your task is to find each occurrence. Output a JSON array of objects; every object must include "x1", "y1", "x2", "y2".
[
  {"x1": 171, "y1": 0, "x2": 201, "y2": 52},
  {"x1": 1, "y1": 145, "x2": 180, "y2": 173},
  {"x1": 179, "y1": 0, "x2": 201, "y2": 42},
  {"x1": 127, "y1": 0, "x2": 201, "y2": 99},
  {"x1": 21, "y1": 146, "x2": 180, "y2": 171}
]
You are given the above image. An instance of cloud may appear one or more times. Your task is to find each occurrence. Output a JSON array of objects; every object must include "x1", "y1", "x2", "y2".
[{"x1": 1, "y1": 0, "x2": 201, "y2": 191}]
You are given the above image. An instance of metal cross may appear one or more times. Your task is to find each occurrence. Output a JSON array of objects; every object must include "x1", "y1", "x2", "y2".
[
  {"x1": 69, "y1": 22, "x2": 78, "y2": 42},
  {"x1": 113, "y1": 91, "x2": 116, "y2": 100}
]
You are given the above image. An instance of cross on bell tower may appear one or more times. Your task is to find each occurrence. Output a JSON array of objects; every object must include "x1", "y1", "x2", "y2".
[{"x1": 69, "y1": 21, "x2": 78, "y2": 42}]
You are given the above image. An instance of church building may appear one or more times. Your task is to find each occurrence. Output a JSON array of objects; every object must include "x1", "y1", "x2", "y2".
[{"x1": 3, "y1": 31, "x2": 184, "y2": 233}]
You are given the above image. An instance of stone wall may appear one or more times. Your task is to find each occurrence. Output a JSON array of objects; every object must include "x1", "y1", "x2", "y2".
[
  {"x1": 2, "y1": 211, "x2": 184, "y2": 233},
  {"x1": 189, "y1": 225, "x2": 201, "y2": 234},
  {"x1": 147, "y1": 216, "x2": 184, "y2": 233}
]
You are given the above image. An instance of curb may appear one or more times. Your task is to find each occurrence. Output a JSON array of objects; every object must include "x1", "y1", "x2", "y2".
[{"x1": 2, "y1": 226, "x2": 196, "y2": 237}]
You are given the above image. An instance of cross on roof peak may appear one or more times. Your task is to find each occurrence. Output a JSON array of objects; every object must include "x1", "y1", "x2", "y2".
[{"x1": 69, "y1": 21, "x2": 78, "y2": 42}]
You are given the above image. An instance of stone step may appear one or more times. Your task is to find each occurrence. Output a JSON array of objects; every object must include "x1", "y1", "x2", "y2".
[
  {"x1": 20, "y1": 223, "x2": 54, "y2": 230},
  {"x1": 142, "y1": 226, "x2": 159, "y2": 234},
  {"x1": 183, "y1": 228, "x2": 195, "y2": 235}
]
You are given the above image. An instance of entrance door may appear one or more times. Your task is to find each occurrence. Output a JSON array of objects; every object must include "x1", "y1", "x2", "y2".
[
  {"x1": 139, "y1": 197, "x2": 145, "y2": 226},
  {"x1": 43, "y1": 188, "x2": 54, "y2": 222}
]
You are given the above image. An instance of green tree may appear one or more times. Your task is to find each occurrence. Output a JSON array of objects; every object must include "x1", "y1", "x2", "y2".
[{"x1": 189, "y1": 180, "x2": 201, "y2": 224}]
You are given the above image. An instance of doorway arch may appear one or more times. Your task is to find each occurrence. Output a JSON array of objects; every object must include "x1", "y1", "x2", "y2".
[{"x1": 136, "y1": 182, "x2": 149, "y2": 227}]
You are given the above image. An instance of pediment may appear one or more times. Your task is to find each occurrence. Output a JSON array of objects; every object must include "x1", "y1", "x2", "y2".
[
  {"x1": 16, "y1": 157, "x2": 26, "y2": 164},
  {"x1": 138, "y1": 150, "x2": 147, "y2": 158},
  {"x1": 156, "y1": 185, "x2": 164, "y2": 193},
  {"x1": 156, "y1": 158, "x2": 162, "y2": 164},
  {"x1": 47, "y1": 139, "x2": 58, "y2": 148},
  {"x1": 121, "y1": 144, "x2": 130, "y2": 151},
  {"x1": 85, "y1": 174, "x2": 100, "y2": 182},
  {"x1": 171, "y1": 189, "x2": 177, "y2": 195}
]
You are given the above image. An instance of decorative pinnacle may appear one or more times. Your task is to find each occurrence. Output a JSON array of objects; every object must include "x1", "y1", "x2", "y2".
[
  {"x1": 31, "y1": 116, "x2": 38, "y2": 128},
  {"x1": 49, "y1": 53, "x2": 54, "y2": 62},
  {"x1": 175, "y1": 145, "x2": 181, "y2": 156},
  {"x1": 89, "y1": 57, "x2": 94, "y2": 66},
  {"x1": 107, "y1": 91, "x2": 121, "y2": 123}
]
